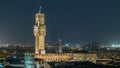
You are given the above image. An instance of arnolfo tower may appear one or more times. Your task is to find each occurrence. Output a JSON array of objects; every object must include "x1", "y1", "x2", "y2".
[
  {"x1": 33, "y1": 7, "x2": 97, "y2": 63},
  {"x1": 33, "y1": 7, "x2": 46, "y2": 54}
]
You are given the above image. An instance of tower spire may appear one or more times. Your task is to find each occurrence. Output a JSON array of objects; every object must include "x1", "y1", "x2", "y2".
[{"x1": 39, "y1": 6, "x2": 42, "y2": 13}]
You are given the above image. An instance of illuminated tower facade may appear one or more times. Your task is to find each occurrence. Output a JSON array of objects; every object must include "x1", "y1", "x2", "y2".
[{"x1": 34, "y1": 7, "x2": 46, "y2": 54}]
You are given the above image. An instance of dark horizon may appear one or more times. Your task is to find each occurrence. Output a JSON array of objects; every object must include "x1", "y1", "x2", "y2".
[{"x1": 0, "y1": 0, "x2": 120, "y2": 45}]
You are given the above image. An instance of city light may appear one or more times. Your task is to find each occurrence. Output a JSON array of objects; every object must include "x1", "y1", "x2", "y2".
[{"x1": 112, "y1": 44, "x2": 120, "y2": 48}]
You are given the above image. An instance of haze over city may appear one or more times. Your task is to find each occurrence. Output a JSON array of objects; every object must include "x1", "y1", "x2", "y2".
[{"x1": 0, "y1": 0, "x2": 120, "y2": 45}]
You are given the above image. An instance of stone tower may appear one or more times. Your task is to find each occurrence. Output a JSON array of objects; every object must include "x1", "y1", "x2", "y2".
[{"x1": 34, "y1": 7, "x2": 46, "y2": 54}]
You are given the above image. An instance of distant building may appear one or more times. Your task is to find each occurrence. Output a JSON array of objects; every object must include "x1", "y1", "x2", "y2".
[
  {"x1": 84, "y1": 41, "x2": 101, "y2": 51},
  {"x1": 56, "y1": 39, "x2": 62, "y2": 53}
]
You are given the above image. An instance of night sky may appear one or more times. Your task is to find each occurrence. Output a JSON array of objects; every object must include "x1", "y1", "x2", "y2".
[{"x1": 0, "y1": 0, "x2": 120, "y2": 45}]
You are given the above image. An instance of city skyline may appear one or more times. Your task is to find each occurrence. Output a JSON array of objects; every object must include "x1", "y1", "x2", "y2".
[{"x1": 0, "y1": 0, "x2": 120, "y2": 45}]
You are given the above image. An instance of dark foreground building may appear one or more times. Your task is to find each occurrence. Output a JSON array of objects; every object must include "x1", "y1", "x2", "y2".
[{"x1": 48, "y1": 61, "x2": 119, "y2": 68}]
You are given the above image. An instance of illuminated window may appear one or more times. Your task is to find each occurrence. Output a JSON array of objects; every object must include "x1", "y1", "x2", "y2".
[
  {"x1": 80, "y1": 58, "x2": 82, "y2": 61},
  {"x1": 86, "y1": 58, "x2": 89, "y2": 60}
]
